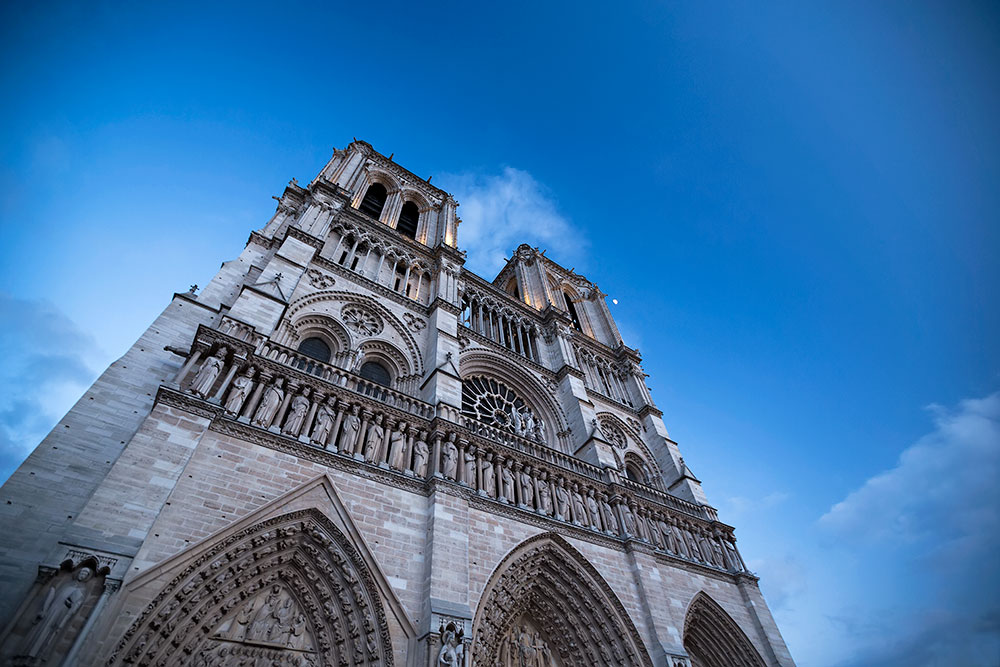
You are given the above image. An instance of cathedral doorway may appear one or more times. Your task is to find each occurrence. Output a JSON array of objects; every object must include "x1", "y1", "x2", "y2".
[
  {"x1": 108, "y1": 509, "x2": 393, "y2": 667},
  {"x1": 470, "y1": 533, "x2": 652, "y2": 667},
  {"x1": 683, "y1": 592, "x2": 766, "y2": 667}
]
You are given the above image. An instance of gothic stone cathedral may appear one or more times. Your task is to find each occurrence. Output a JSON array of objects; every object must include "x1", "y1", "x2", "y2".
[{"x1": 0, "y1": 141, "x2": 795, "y2": 667}]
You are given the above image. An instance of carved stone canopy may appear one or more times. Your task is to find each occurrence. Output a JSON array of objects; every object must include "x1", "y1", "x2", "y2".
[
  {"x1": 471, "y1": 533, "x2": 653, "y2": 667},
  {"x1": 108, "y1": 510, "x2": 393, "y2": 667}
]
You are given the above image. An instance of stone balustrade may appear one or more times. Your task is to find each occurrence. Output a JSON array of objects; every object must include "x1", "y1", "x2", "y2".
[{"x1": 172, "y1": 329, "x2": 745, "y2": 576}]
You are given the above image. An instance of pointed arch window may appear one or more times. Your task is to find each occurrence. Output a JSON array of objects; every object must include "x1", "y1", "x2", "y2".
[
  {"x1": 359, "y1": 182, "x2": 388, "y2": 219},
  {"x1": 397, "y1": 201, "x2": 419, "y2": 239}
]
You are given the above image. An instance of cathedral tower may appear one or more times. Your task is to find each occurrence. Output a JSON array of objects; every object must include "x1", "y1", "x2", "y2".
[{"x1": 0, "y1": 141, "x2": 794, "y2": 666}]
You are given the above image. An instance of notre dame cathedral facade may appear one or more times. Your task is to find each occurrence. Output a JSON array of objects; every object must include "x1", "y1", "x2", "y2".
[{"x1": 0, "y1": 141, "x2": 794, "y2": 667}]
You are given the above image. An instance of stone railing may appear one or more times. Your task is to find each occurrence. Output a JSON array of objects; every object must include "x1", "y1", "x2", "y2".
[{"x1": 172, "y1": 328, "x2": 746, "y2": 576}]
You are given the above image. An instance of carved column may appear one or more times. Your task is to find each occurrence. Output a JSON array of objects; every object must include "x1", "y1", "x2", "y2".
[
  {"x1": 301, "y1": 392, "x2": 322, "y2": 442},
  {"x1": 405, "y1": 428, "x2": 415, "y2": 473},
  {"x1": 356, "y1": 410, "x2": 372, "y2": 460},
  {"x1": 456, "y1": 439, "x2": 469, "y2": 486},
  {"x1": 513, "y1": 462, "x2": 524, "y2": 507},
  {"x1": 379, "y1": 417, "x2": 394, "y2": 468},
  {"x1": 174, "y1": 348, "x2": 203, "y2": 386},
  {"x1": 241, "y1": 372, "x2": 269, "y2": 421},
  {"x1": 328, "y1": 399, "x2": 345, "y2": 451},
  {"x1": 270, "y1": 381, "x2": 296, "y2": 432},
  {"x1": 473, "y1": 445, "x2": 483, "y2": 493},
  {"x1": 431, "y1": 432, "x2": 444, "y2": 478},
  {"x1": 211, "y1": 361, "x2": 240, "y2": 403}
]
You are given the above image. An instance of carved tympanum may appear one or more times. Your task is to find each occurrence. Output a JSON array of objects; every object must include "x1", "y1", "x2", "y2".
[
  {"x1": 683, "y1": 593, "x2": 766, "y2": 667},
  {"x1": 108, "y1": 510, "x2": 392, "y2": 667}
]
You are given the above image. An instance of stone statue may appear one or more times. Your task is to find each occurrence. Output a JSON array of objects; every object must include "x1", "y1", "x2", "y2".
[
  {"x1": 621, "y1": 502, "x2": 637, "y2": 536},
  {"x1": 20, "y1": 566, "x2": 94, "y2": 658},
  {"x1": 523, "y1": 411, "x2": 536, "y2": 438},
  {"x1": 412, "y1": 434, "x2": 429, "y2": 477},
  {"x1": 252, "y1": 378, "x2": 285, "y2": 428},
  {"x1": 519, "y1": 467, "x2": 534, "y2": 508},
  {"x1": 517, "y1": 625, "x2": 537, "y2": 667},
  {"x1": 554, "y1": 480, "x2": 570, "y2": 520},
  {"x1": 282, "y1": 387, "x2": 311, "y2": 436},
  {"x1": 481, "y1": 453, "x2": 496, "y2": 497},
  {"x1": 511, "y1": 408, "x2": 523, "y2": 434},
  {"x1": 586, "y1": 488, "x2": 601, "y2": 530},
  {"x1": 437, "y1": 624, "x2": 465, "y2": 666},
  {"x1": 442, "y1": 439, "x2": 459, "y2": 480},
  {"x1": 670, "y1": 517, "x2": 690, "y2": 558},
  {"x1": 463, "y1": 445, "x2": 476, "y2": 485},
  {"x1": 601, "y1": 495, "x2": 619, "y2": 534},
  {"x1": 535, "y1": 418, "x2": 547, "y2": 443},
  {"x1": 247, "y1": 585, "x2": 282, "y2": 642},
  {"x1": 363, "y1": 414, "x2": 384, "y2": 463},
  {"x1": 537, "y1": 472, "x2": 552, "y2": 515},
  {"x1": 338, "y1": 404, "x2": 361, "y2": 453},
  {"x1": 387, "y1": 423, "x2": 407, "y2": 470},
  {"x1": 500, "y1": 461, "x2": 515, "y2": 502},
  {"x1": 570, "y1": 484, "x2": 588, "y2": 525},
  {"x1": 658, "y1": 515, "x2": 678, "y2": 554},
  {"x1": 223, "y1": 366, "x2": 255, "y2": 415},
  {"x1": 189, "y1": 347, "x2": 227, "y2": 398},
  {"x1": 310, "y1": 397, "x2": 336, "y2": 445}
]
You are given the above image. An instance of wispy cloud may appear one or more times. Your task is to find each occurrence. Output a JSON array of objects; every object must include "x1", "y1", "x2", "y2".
[
  {"x1": 819, "y1": 392, "x2": 1000, "y2": 666},
  {"x1": 725, "y1": 490, "x2": 791, "y2": 517},
  {"x1": 438, "y1": 167, "x2": 586, "y2": 277},
  {"x1": 0, "y1": 294, "x2": 102, "y2": 483}
]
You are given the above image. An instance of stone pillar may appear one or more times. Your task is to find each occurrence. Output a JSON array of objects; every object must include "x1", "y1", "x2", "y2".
[
  {"x1": 356, "y1": 410, "x2": 372, "y2": 460},
  {"x1": 211, "y1": 361, "x2": 240, "y2": 404},
  {"x1": 241, "y1": 372, "x2": 269, "y2": 422},
  {"x1": 270, "y1": 381, "x2": 296, "y2": 433}
]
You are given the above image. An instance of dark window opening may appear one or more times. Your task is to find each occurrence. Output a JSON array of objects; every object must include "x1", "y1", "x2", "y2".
[
  {"x1": 398, "y1": 201, "x2": 419, "y2": 239},
  {"x1": 564, "y1": 292, "x2": 582, "y2": 330},
  {"x1": 297, "y1": 337, "x2": 331, "y2": 364},
  {"x1": 359, "y1": 361, "x2": 391, "y2": 387},
  {"x1": 506, "y1": 278, "x2": 521, "y2": 300},
  {"x1": 350, "y1": 255, "x2": 361, "y2": 271},
  {"x1": 625, "y1": 463, "x2": 643, "y2": 484},
  {"x1": 359, "y1": 183, "x2": 388, "y2": 219},
  {"x1": 339, "y1": 249, "x2": 350, "y2": 265}
]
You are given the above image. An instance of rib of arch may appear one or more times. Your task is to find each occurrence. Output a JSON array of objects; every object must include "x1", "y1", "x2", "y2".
[
  {"x1": 107, "y1": 476, "x2": 415, "y2": 667},
  {"x1": 683, "y1": 592, "x2": 767, "y2": 667},
  {"x1": 471, "y1": 533, "x2": 653, "y2": 667}
]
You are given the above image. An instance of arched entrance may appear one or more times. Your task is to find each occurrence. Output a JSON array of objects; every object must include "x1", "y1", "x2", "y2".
[
  {"x1": 683, "y1": 592, "x2": 766, "y2": 667},
  {"x1": 471, "y1": 533, "x2": 652, "y2": 667},
  {"x1": 107, "y1": 509, "x2": 393, "y2": 666}
]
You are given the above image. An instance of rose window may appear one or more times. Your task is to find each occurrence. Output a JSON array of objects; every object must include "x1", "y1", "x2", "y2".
[{"x1": 461, "y1": 376, "x2": 543, "y2": 441}]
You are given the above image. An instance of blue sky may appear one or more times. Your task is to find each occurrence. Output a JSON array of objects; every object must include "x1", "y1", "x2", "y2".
[{"x1": 1, "y1": 2, "x2": 998, "y2": 665}]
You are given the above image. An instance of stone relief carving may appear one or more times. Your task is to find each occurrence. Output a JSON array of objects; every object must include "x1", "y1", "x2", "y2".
[
  {"x1": 108, "y1": 510, "x2": 394, "y2": 667},
  {"x1": 402, "y1": 312, "x2": 426, "y2": 332},
  {"x1": 306, "y1": 268, "x2": 336, "y2": 289},
  {"x1": 341, "y1": 305, "x2": 383, "y2": 337}
]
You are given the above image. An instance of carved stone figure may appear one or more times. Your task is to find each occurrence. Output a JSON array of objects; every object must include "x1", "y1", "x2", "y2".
[
  {"x1": 247, "y1": 585, "x2": 282, "y2": 641},
  {"x1": 601, "y1": 495, "x2": 619, "y2": 534},
  {"x1": 554, "y1": 480, "x2": 570, "y2": 520},
  {"x1": 310, "y1": 397, "x2": 336, "y2": 445},
  {"x1": 570, "y1": 483, "x2": 587, "y2": 525},
  {"x1": 500, "y1": 461, "x2": 515, "y2": 503},
  {"x1": 252, "y1": 378, "x2": 285, "y2": 428},
  {"x1": 437, "y1": 623, "x2": 465, "y2": 666},
  {"x1": 412, "y1": 434, "x2": 429, "y2": 477},
  {"x1": 481, "y1": 453, "x2": 496, "y2": 497},
  {"x1": 363, "y1": 414, "x2": 384, "y2": 464},
  {"x1": 658, "y1": 515, "x2": 678, "y2": 553},
  {"x1": 463, "y1": 445, "x2": 476, "y2": 485},
  {"x1": 442, "y1": 439, "x2": 459, "y2": 480},
  {"x1": 519, "y1": 467, "x2": 534, "y2": 508},
  {"x1": 517, "y1": 625, "x2": 537, "y2": 667},
  {"x1": 338, "y1": 404, "x2": 361, "y2": 453},
  {"x1": 223, "y1": 367, "x2": 255, "y2": 415},
  {"x1": 537, "y1": 472, "x2": 552, "y2": 515},
  {"x1": 621, "y1": 502, "x2": 637, "y2": 536},
  {"x1": 387, "y1": 423, "x2": 407, "y2": 470},
  {"x1": 585, "y1": 489, "x2": 601, "y2": 531},
  {"x1": 190, "y1": 347, "x2": 227, "y2": 398},
  {"x1": 535, "y1": 418, "x2": 547, "y2": 443},
  {"x1": 20, "y1": 566, "x2": 94, "y2": 659},
  {"x1": 282, "y1": 387, "x2": 311, "y2": 436}
]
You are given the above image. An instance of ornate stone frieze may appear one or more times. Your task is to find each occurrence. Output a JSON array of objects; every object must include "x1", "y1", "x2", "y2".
[{"x1": 305, "y1": 268, "x2": 336, "y2": 289}]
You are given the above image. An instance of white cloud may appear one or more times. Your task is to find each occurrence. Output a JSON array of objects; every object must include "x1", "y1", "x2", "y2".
[
  {"x1": 725, "y1": 490, "x2": 791, "y2": 517},
  {"x1": 0, "y1": 294, "x2": 102, "y2": 483},
  {"x1": 437, "y1": 167, "x2": 585, "y2": 277}
]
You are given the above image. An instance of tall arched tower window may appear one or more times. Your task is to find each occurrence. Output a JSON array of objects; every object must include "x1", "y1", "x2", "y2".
[
  {"x1": 564, "y1": 291, "x2": 582, "y2": 330},
  {"x1": 359, "y1": 361, "x2": 391, "y2": 387},
  {"x1": 397, "y1": 201, "x2": 419, "y2": 239},
  {"x1": 297, "y1": 337, "x2": 331, "y2": 364},
  {"x1": 359, "y1": 183, "x2": 388, "y2": 220}
]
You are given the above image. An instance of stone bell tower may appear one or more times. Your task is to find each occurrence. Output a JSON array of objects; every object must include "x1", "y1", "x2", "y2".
[{"x1": 0, "y1": 140, "x2": 794, "y2": 666}]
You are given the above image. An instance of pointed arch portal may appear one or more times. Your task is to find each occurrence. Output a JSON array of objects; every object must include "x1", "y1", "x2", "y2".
[
  {"x1": 684, "y1": 592, "x2": 766, "y2": 667},
  {"x1": 471, "y1": 533, "x2": 653, "y2": 667},
  {"x1": 108, "y1": 509, "x2": 393, "y2": 667}
]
